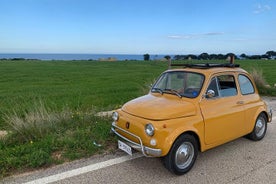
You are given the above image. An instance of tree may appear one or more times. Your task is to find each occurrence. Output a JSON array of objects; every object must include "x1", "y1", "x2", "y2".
[
  {"x1": 186, "y1": 54, "x2": 197, "y2": 60},
  {"x1": 209, "y1": 54, "x2": 218, "y2": 60},
  {"x1": 240, "y1": 53, "x2": 248, "y2": 59},
  {"x1": 198, "y1": 53, "x2": 209, "y2": 60},
  {"x1": 143, "y1": 54, "x2": 150, "y2": 61},
  {"x1": 164, "y1": 55, "x2": 171, "y2": 60},
  {"x1": 249, "y1": 55, "x2": 261, "y2": 59},
  {"x1": 226, "y1": 53, "x2": 237, "y2": 59},
  {"x1": 266, "y1": 51, "x2": 276, "y2": 59},
  {"x1": 261, "y1": 54, "x2": 269, "y2": 59},
  {"x1": 173, "y1": 55, "x2": 184, "y2": 60},
  {"x1": 217, "y1": 54, "x2": 225, "y2": 60}
]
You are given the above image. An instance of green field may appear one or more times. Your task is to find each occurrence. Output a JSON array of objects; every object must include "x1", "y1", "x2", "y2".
[
  {"x1": 0, "y1": 60, "x2": 165, "y2": 128},
  {"x1": 0, "y1": 59, "x2": 275, "y2": 177}
]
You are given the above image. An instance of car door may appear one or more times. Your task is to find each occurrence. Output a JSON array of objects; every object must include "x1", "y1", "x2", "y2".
[
  {"x1": 237, "y1": 73, "x2": 262, "y2": 133},
  {"x1": 199, "y1": 73, "x2": 246, "y2": 145}
]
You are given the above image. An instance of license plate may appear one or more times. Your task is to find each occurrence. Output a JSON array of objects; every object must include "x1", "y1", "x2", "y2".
[{"x1": 118, "y1": 140, "x2": 132, "y2": 155}]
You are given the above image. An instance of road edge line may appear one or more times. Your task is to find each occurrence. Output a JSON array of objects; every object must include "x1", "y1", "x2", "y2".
[{"x1": 24, "y1": 153, "x2": 143, "y2": 184}]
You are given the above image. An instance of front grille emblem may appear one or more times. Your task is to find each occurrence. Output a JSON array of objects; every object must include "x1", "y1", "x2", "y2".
[{"x1": 126, "y1": 122, "x2": 130, "y2": 129}]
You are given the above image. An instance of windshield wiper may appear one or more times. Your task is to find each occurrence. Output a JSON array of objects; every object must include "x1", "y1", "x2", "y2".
[
  {"x1": 151, "y1": 87, "x2": 163, "y2": 95},
  {"x1": 164, "y1": 88, "x2": 182, "y2": 98}
]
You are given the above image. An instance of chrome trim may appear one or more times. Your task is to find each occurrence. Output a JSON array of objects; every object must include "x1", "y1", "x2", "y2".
[
  {"x1": 175, "y1": 142, "x2": 194, "y2": 169},
  {"x1": 111, "y1": 122, "x2": 162, "y2": 157}
]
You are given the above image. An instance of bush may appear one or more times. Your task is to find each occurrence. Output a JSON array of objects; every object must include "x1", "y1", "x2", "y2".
[
  {"x1": 249, "y1": 68, "x2": 276, "y2": 96},
  {"x1": 3, "y1": 101, "x2": 71, "y2": 142}
]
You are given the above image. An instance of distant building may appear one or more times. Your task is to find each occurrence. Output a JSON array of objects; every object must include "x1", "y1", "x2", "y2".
[{"x1": 98, "y1": 57, "x2": 117, "y2": 62}]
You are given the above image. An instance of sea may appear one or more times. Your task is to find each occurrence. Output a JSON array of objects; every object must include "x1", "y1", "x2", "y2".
[{"x1": 0, "y1": 53, "x2": 168, "y2": 61}]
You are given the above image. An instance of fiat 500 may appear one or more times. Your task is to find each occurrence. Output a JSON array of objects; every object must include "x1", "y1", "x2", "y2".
[{"x1": 111, "y1": 63, "x2": 272, "y2": 175}]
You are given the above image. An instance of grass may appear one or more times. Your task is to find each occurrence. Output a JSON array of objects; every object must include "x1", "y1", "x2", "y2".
[
  {"x1": 0, "y1": 60, "x2": 165, "y2": 129},
  {"x1": 3, "y1": 100, "x2": 72, "y2": 142},
  {"x1": 0, "y1": 59, "x2": 275, "y2": 178},
  {"x1": 0, "y1": 60, "x2": 166, "y2": 178}
]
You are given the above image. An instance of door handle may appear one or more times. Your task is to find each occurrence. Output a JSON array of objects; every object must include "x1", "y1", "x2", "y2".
[{"x1": 237, "y1": 101, "x2": 244, "y2": 105}]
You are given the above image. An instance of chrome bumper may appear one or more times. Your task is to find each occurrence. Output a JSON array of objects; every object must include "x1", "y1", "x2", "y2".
[{"x1": 111, "y1": 122, "x2": 162, "y2": 157}]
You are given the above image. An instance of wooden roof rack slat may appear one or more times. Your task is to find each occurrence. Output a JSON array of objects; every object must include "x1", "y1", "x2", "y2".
[{"x1": 170, "y1": 63, "x2": 240, "y2": 69}]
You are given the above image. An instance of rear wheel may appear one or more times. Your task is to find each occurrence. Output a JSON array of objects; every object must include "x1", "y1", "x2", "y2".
[
  {"x1": 164, "y1": 134, "x2": 198, "y2": 175},
  {"x1": 247, "y1": 113, "x2": 267, "y2": 141}
]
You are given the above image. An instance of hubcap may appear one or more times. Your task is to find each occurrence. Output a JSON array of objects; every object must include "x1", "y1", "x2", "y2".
[
  {"x1": 255, "y1": 117, "x2": 265, "y2": 138},
  {"x1": 175, "y1": 142, "x2": 194, "y2": 169}
]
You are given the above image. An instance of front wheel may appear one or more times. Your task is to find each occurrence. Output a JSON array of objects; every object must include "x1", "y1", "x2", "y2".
[
  {"x1": 164, "y1": 134, "x2": 198, "y2": 175},
  {"x1": 247, "y1": 113, "x2": 267, "y2": 141}
]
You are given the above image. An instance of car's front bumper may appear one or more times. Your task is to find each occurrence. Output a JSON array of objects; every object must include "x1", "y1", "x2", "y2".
[{"x1": 111, "y1": 122, "x2": 162, "y2": 157}]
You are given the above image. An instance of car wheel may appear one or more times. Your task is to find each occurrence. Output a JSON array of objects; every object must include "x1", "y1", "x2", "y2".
[
  {"x1": 248, "y1": 113, "x2": 267, "y2": 141},
  {"x1": 164, "y1": 134, "x2": 198, "y2": 175}
]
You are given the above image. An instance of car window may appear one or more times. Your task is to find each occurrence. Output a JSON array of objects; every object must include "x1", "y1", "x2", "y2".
[
  {"x1": 206, "y1": 77, "x2": 219, "y2": 97},
  {"x1": 238, "y1": 74, "x2": 255, "y2": 95},
  {"x1": 206, "y1": 75, "x2": 237, "y2": 98},
  {"x1": 152, "y1": 71, "x2": 204, "y2": 98}
]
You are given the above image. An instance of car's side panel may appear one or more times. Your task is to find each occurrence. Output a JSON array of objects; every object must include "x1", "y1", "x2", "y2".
[
  {"x1": 234, "y1": 72, "x2": 269, "y2": 132},
  {"x1": 239, "y1": 94, "x2": 266, "y2": 132},
  {"x1": 200, "y1": 95, "x2": 246, "y2": 145}
]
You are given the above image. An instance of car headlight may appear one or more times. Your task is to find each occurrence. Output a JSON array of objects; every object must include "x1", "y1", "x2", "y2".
[
  {"x1": 145, "y1": 123, "x2": 155, "y2": 136},
  {"x1": 112, "y1": 112, "x2": 119, "y2": 121}
]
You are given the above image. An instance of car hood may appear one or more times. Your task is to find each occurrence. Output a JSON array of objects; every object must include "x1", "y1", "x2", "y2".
[{"x1": 121, "y1": 93, "x2": 196, "y2": 120}]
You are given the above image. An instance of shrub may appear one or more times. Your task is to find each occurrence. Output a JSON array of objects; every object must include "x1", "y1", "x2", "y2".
[
  {"x1": 250, "y1": 68, "x2": 268, "y2": 87},
  {"x1": 249, "y1": 68, "x2": 276, "y2": 96},
  {"x1": 4, "y1": 101, "x2": 71, "y2": 142}
]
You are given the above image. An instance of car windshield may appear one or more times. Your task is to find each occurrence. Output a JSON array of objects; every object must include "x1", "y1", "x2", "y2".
[{"x1": 151, "y1": 71, "x2": 204, "y2": 98}]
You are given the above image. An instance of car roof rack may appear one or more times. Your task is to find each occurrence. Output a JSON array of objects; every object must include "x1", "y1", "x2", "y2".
[{"x1": 170, "y1": 63, "x2": 240, "y2": 69}]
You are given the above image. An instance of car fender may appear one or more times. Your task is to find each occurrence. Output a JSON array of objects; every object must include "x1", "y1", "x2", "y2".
[
  {"x1": 160, "y1": 120, "x2": 204, "y2": 156},
  {"x1": 248, "y1": 105, "x2": 268, "y2": 132}
]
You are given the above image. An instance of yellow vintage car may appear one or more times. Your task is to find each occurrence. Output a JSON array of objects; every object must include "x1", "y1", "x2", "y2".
[{"x1": 111, "y1": 63, "x2": 272, "y2": 175}]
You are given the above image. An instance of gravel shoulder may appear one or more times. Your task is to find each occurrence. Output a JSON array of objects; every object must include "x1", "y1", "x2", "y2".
[{"x1": 262, "y1": 96, "x2": 276, "y2": 113}]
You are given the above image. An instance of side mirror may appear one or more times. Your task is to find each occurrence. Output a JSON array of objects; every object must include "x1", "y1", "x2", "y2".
[{"x1": 206, "y1": 89, "x2": 215, "y2": 98}]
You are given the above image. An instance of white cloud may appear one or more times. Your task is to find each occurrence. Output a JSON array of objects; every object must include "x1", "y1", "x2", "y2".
[
  {"x1": 167, "y1": 32, "x2": 224, "y2": 39},
  {"x1": 167, "y1": 35, "x2": 185, "y2": 39},
  {"x1": 253, "y1": 4, "x2": 271, "y2": 14}
]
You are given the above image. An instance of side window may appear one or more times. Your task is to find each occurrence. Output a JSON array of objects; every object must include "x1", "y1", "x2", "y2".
[
  {"x1": 206, "y1": 75, "x2": 238, "y2": 98},
  {"x1": 217, "y1": 75, "x2": 237, "y2": 97},
  {"x1": 206, "y1": 77, "x2": 219, "y2": 97},
  {"x1": 238, "y1": 75, "x2": 255, "y2": 95}
]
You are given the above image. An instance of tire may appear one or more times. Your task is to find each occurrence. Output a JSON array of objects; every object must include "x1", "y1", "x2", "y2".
[
  {"x1": 248, "y1": 113, "x2": 267, "y2": 141},
  {"x1": 164, "y1": 134, "x2": 198, "y2": 175}
]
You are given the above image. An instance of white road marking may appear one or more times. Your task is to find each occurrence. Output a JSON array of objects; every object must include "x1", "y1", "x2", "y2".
[{"x1": 24, "y1": 153, "x2": 143, "y2": 184}]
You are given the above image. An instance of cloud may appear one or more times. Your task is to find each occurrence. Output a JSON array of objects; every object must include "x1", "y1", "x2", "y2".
[
  {"x1": 167, "y1": 35, "x2": 185, "y2": 39},
  {"x1": 167, "y1": 32, "x2": 224, "y2": 39},
  {"x1": 253, "y1": 4, "x2": 271, "y2": 14}
]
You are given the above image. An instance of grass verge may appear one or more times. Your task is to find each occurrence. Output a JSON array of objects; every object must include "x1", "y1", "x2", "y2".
[{"x1": 0, "y1": 101, "x2": 115, "y2": 178}]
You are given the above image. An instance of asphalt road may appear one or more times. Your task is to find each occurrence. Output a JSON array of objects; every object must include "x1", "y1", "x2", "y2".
[{"x1": 2, "y1": 117, "x2": 276, "y2": 184}]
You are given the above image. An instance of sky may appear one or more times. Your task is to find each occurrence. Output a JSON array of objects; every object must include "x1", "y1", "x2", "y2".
[{"x1": 0, "y1": 0, "x2": 275, "y2": 55}]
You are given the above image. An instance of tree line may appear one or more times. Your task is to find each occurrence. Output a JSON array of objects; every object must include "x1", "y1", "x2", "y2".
[{"x1": 144, "y1": 51, "x2": 276, "y2": 61}]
